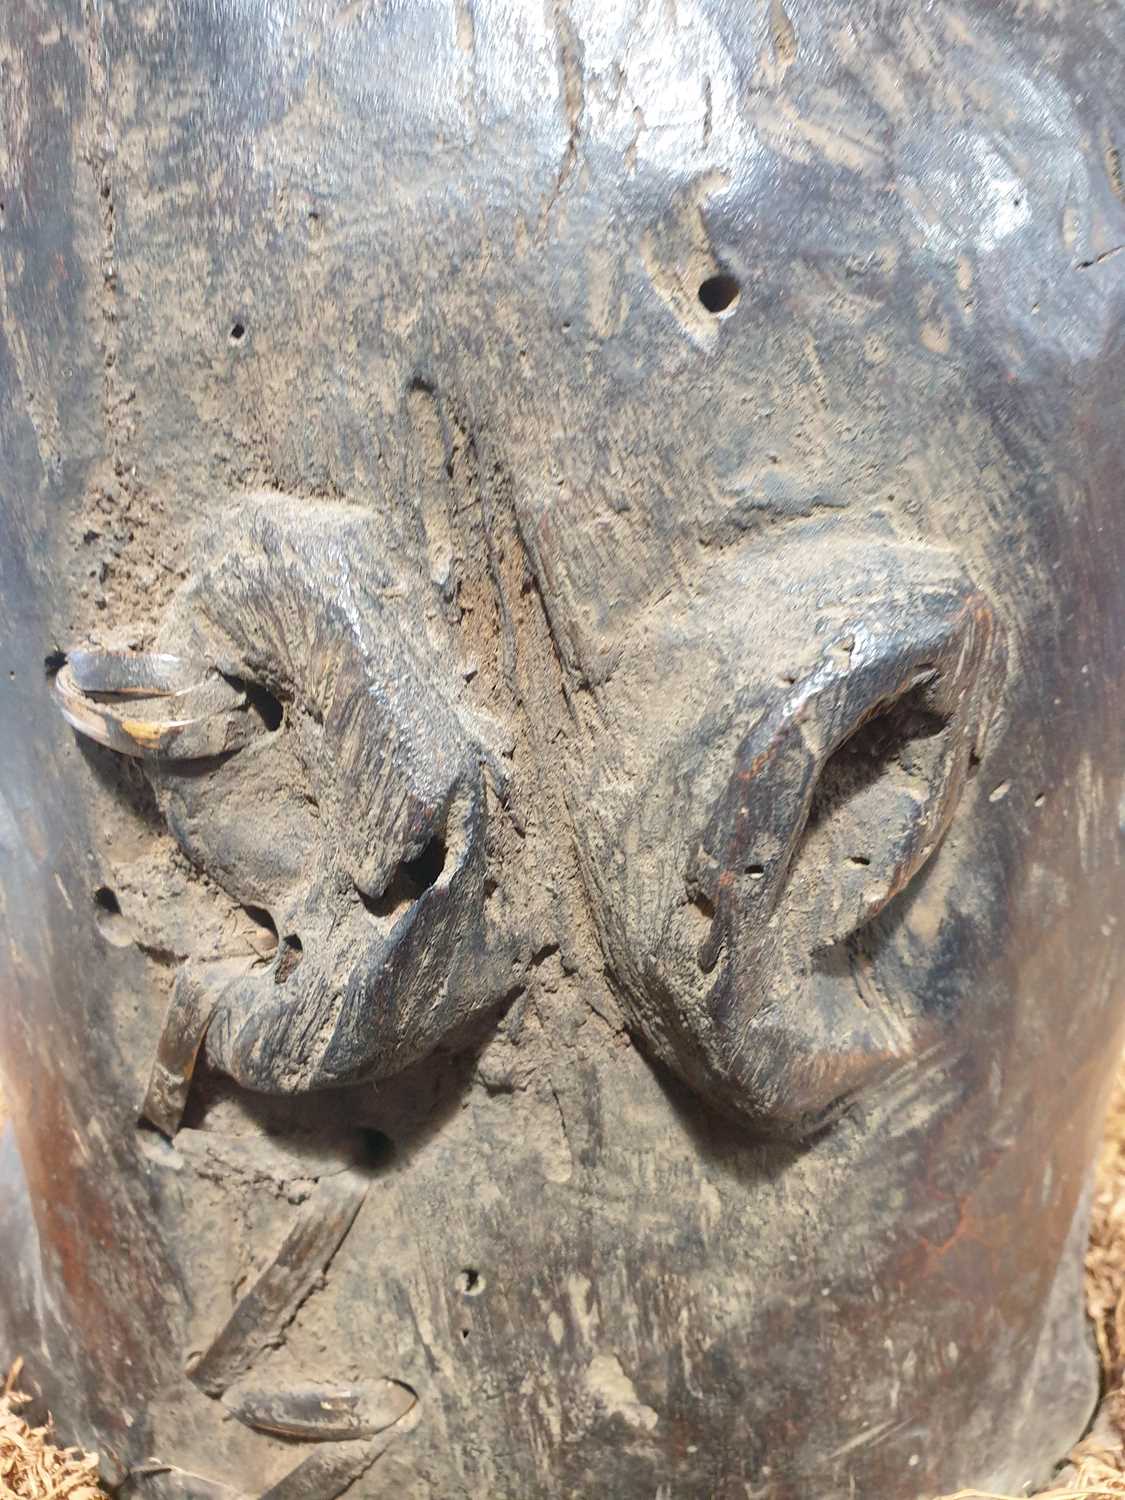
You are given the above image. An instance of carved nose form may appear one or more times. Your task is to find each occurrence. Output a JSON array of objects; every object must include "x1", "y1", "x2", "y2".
[
  {"x1": 148, "y1": 499, "x2": 509, "y2": 1097},
  {"x1": 57, "y1": 496, "x2": 512, "y2": 1119},
  {"x1": 139, "y1": 754, "x2": 490, "y2": 1133},
  {"x1": 199, "y1": 771, "x2": 490, "y2": 1094}
]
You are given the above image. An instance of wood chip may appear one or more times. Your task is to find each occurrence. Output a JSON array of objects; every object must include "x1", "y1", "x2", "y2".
[{"x1": 0, "y1": 1364, "x2": 105, "y2": 1500}]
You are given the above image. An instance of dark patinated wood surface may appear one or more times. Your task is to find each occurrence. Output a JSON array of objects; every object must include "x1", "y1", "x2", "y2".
[{"x1": 1, "y1": 1, "x2": 1123, "y2": 1496}]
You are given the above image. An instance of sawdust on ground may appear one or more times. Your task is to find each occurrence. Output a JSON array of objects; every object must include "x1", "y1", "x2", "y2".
[
  {"x1": 0, "y1": 1361, "x2": 101, "y2": 1500},
  {"x1": 3, "y1": 1062, "x2": 1125, "y2": 1499}
]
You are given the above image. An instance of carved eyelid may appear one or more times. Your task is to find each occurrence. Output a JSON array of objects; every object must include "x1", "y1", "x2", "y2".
[{"x1": 693, "y1": 587, "x2": 998, "y2": 942}]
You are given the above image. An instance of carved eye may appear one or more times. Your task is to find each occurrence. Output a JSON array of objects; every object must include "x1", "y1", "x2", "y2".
[
  {"x1": 786, "y1": 675, "x2": 958, "y2": 952},
  {"x1": 692, "y1": 580, "x2": 998, "y2": 963},
  {"x1": 576, "y1": 539, "x2": 1003, "y2": 1137}
]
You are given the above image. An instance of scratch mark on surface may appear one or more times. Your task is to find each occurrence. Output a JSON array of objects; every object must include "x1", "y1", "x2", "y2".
[
  {"x1": 547, "y1": 1074, "x2": 574, "y2": 1182},
  {"x1": 1103, "y1": 140, "x2": 1123, "y2": 204},
  {"x1": 625, "y1": 105, "x2": 646, "y2": 175},
  {"x1": 1077, "y1": 244, "x2": 1123, "y2": 270},
  {"x1": 828, "y1": 1416, "x2": 909, "y2": 1459},
  {"x1": 769, "y1": 0, "x2": 798, "y2": 74},
  {"x1": 82, "y1": 0, "x2": 123, "y2": 472},
  {"x1": 540, "y1": 0, "x2": 585, "y2": 235}
]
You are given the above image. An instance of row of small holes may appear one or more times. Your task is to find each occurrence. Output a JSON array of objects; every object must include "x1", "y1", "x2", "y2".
[
  {"x1": 456, "y1": 1267, "x2": 484, "y2": 1344},
  {"x1": 225, "y1": 270, "x2": 742, "y2": 352}
]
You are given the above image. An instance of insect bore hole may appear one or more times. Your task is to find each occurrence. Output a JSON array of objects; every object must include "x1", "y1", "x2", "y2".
[
  {"x1": 93, "y1": 885, "x2": 133, "y2": 947},
  {"x1": 698, "y1": 273, "x2": 741, "y2": 316}
]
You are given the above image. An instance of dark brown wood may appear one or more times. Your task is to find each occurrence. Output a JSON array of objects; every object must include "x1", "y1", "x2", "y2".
[
  {"x1": 257, "y1": 1435, "x2": 396, "y2": 1500},
  {"x1": 221, "y1": 1379, "x2": 415, "y2": 1440},
  {"x1": 1, "y1": 0, "x2": 1123, "y2": 1496},
  {"x1": 188, "y1": 1173, "x2": 369, "y2": 1397}
]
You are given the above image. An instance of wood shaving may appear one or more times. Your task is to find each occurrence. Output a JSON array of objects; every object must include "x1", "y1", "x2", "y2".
[{"x1": 0, "y1": 1361, "x2": 104, "y2": 1500}]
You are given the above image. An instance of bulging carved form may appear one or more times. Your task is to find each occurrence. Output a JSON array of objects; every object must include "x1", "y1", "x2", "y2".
[
  {"x1": 148, "y1": 497, "x2": 517, "y2": 1098},
  {"x1": 0, "y1": 0, "x2": 1122, "y2": 1497},
  {"x1": 571, "y1": 526, "x2": 1004, "y2": 1134}
]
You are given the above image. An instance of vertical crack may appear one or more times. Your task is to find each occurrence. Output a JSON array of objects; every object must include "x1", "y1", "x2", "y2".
[
  {"x1": 82, "y1": 0, "x2": 123, "y2": 475},
  {"x1": 539, "y1": 0, "x2": 585, "y2": 237}
]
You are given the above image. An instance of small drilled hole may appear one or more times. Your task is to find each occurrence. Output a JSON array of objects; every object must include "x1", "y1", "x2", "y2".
[
  {"x1": 229, "y1": 321, "x2": 246, "y2": 343},
  {"x1": 698, "y1": 273, "x2": 740, "y2": 315},
  {"x1": 93, "y1": 886, "x2": 133, "y2": 947},
  {"x1": 275, "y1": 933, "x2": 303, "y2": 984},
  {"x1": 455, "y1": 1268, "x2": 485, "y2": 1297},
  {"x1": 359, "y1": 1129, "x2": 396, "y2": 1170},
  {"x1": 746, "y1": 864, "x2": 765, "y2": 880},
  {"x1": 848, "y1": 854, "x2": 871, "y2": 867}
]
